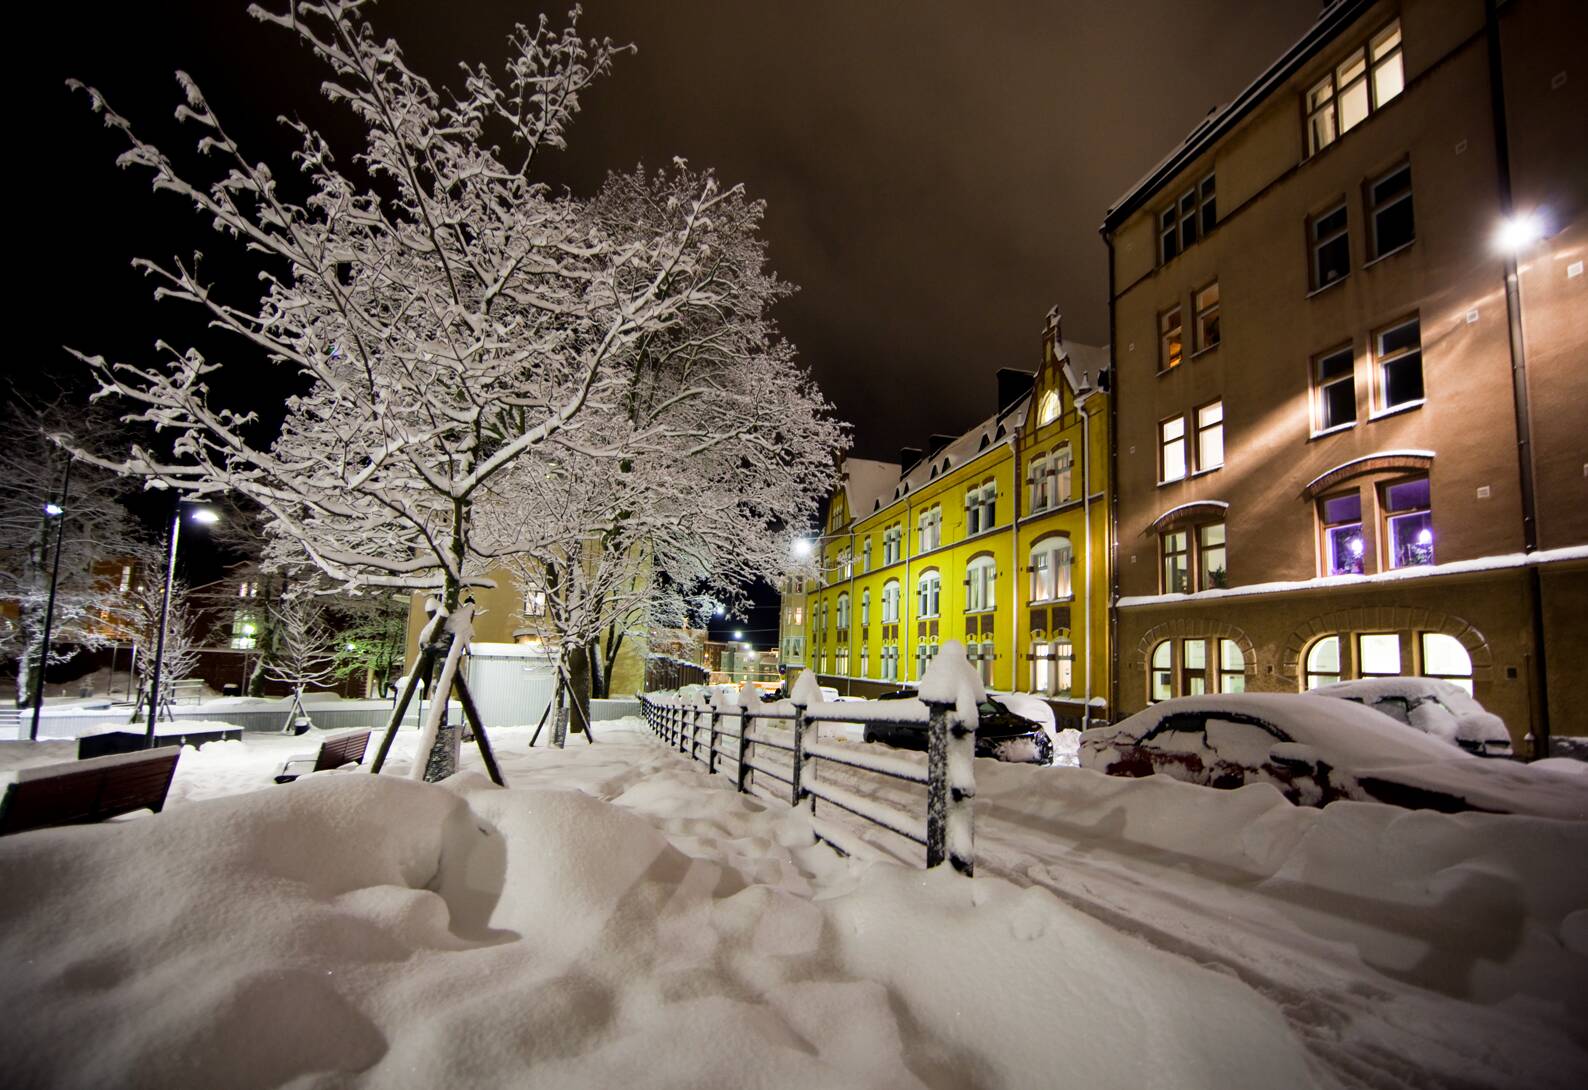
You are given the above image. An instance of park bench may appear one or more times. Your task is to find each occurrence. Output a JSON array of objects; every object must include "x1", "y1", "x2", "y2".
[
  {"x1": 0, "y1": 749, "x2": 182, "y2": 836},
  {"x1": 274, "y1": 729, "x2": 372, "y2": 784}
]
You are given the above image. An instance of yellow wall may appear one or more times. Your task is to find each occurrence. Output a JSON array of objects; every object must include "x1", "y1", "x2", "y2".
[{"x1": 805, "y1": 346, "x2": 1112, "y2": 708}]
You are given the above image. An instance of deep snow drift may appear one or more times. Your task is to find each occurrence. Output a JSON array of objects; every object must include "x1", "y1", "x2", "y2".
[{"x1": 0, "y1": 731, "x2": 1327, "y2": 1089}]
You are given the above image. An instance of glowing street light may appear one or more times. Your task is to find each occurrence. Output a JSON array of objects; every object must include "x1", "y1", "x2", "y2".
[
  {"x1": 792, "y1": 538, "x2": 813, "y2": 559},
  {"x1": 1495, "y1": 211, "x2": 1544, "y2": 253},
  {"x1": 732, "y1": 630, "x2": 744, "y2": 640},
  {"x1": 147, "y1": 501, "x2": 221, "y2": 742}
]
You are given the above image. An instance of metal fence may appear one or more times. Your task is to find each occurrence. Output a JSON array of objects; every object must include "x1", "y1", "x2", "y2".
[{"x1": 640, "y1": 691, "x2": 977, "y2": 875}]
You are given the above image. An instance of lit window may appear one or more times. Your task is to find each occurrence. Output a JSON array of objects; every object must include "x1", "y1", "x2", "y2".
[
  {"x1": 1375, "y1": 317, "x2": 1423, "y2": 411},
  {"x1": 966, "y1": 555, "x2": 997, "y2": 613},
  {"x1": 1358, "y1": 633, "x2": 1401, "y2": 678},
  {"x1": 1193, "y1": 282, "x2": 1221, "y2": 353},
  {"x1": 1033, "y1": 639, "x2": 1050, "y2": 694},
  {"x1": 1160, "y1": 416, "x2": 1187, "y2": 482},
  {"x1": 1383, "y1": 477, "x2": 1434, "y2": 568},
  {"x1": 1038, "y1": 389, "x2": 1060, "y2": 426},
  {"x1": 1368, "y1": 163, "x2": 1414, "y2": 258},
  {"x1": 1150, "y1": 641, "x2": 1173, "y2": 702},
  {"x1": 1218, "y1": 639, "x2": 1246, "y2": 692},
  {"x1": 860, "y1": 590, "x2": 870, "y2": 627},
  {"x1": 1313, "y1": 345, "x2": 1356, "y2": 431},
  {"x1": 1420, "y1": 633, "x2": 1473, "y2": 695},
  {"x1": 1159, "y1": 307, "x2": 1184, "y2": 371},
  {"x1": 836, "y1": 593, "x2": 850, "y2": 631},
  {"x1": 1305, "y1": 636, "x2": 1341, "y2": 688},
  {"x1": 1053, "y1": 638, "x2": 1074, "y2": 694},
  {"x1": 882, "y1": 580, "x2": 901, "y2": 623},
  {"x1": 1195, "y1": 400, "x2": 1224, "y2": 471},
  {"x1": 119, "y1": 565, "x2": 132, "y2": 593},
  {"x1": 1320, "y1": 492, "x2": 1365, "y2": 575},
  {"x1": 1309, "y1": 202, "x2": 1350, "y2": 288},
  {"x1": 1305, "y1": 20, "x2": 1403, "y2": 157},
  {"x1": 1161, "y1": 530, "x2": 1190, "y2": 593},
  {"x1": 917, "y1": 571, "x2": 941, "y2": 619},
  {"x1": 1054, "y1": 445, "x2": 1073, "y2": 503},
  {"x1": 1030, "y1": 453, "x2": 1051, "y2": 511},
  {"x1": 977, "y1": 641, "x2": 996, "y2": 686},
  {"x1": 1029, "y1": 538, "x2": 1073, "y2": 602},
  {"x1": 1198, "y1": 523, "x2": 1227, "y2": 589}
]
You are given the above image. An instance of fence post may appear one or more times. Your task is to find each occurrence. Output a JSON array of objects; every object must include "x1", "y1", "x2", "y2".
[
  {"x1": 735, "y1": 705, "x2": 750, "y2": 794},
  {"x1": 707, "y1": 701, "x2": 720, "y2": 775},
  {"x1": 790, "y1": 701, "x2": 807, "y2": 809},
  {"x1": 925, "y1": 699, "x2": 975, "y2": 875}
]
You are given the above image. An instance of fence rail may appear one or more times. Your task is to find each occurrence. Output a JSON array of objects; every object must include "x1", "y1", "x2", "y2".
[{"x1": 640, "y1": 691, "x2": 976, "y2": 874}]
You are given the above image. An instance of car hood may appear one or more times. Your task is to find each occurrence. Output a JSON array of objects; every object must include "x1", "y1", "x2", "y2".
[{"x1": 1355, "y1": 760, "x2": 1588, "y2": 821}]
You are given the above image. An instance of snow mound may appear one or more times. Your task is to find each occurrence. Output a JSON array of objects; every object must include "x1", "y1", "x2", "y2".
[{"x1": 0, "y1": 770, "x2": 1324, "y2": 1088}]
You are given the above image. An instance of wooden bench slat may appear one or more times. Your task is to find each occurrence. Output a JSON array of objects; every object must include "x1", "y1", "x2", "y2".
[{"x1": 0, "y1": 750, "x2": 181, "y2": 836}]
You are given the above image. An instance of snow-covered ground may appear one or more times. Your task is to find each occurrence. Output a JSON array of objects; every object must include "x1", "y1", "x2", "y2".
[{"x1": 1, "y1": 720, "x2": 1584, "y2": 1088}]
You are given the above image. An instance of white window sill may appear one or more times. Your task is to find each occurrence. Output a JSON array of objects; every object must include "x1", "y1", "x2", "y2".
[
  {"x1": 1368, "y1": 398, "x2": 1425, "y2": 422},
  {"x1": 1189, "y1": 343, "x2": 1220, "y2": 362},
  {"x1": 1189, "y1": 465, "x2": 1222, "y2": 479},
  {"x1": 1306, "y1": 275, "x2": 1349, "y2": 300},
  {"x1": 1363, "y1": 240, "x2": 1415, "y2": 269},
  {"x1": 1309, "y1": 421, "x2": 1357, "y2": 441},
  {"x1": 1158, "y1": 476, "x2": 1187, "y2": 488}
]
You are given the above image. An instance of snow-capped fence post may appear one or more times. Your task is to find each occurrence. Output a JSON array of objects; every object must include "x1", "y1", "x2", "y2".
[
  {"x1": 790, "y1": 701, "x2": 808, "y2": 809},
  {"x1": 920, "y1": 642, "x2": 979, "y2": 876},
  {"x1": 735, "y1": 703, "x2": 751, "y2": 793}
]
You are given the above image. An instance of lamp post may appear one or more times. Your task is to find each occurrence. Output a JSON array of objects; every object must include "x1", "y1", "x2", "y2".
[
  {"x1": 145, "y1": 501, "x2": 219, "y2": 744},
  {"x1": 27, "y1": 459, "x2": 73, "y2": 741}
]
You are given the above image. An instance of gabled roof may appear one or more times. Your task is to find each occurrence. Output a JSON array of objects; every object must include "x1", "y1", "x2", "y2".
[{"x1": 1101, "y1": 0, "x2": 1374, "y2": 233}]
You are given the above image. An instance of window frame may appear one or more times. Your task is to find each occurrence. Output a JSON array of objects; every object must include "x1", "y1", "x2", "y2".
[
  {"x1": 965, "y1": 554, "x2": 997, "y2": 614},
  {"x1": 1194, "y1": 399, "x2": 1224, "y2": 472},
  {"x1": 1381, "y1": 474, "x2": 1434, "y2": 569},
  {"x1": 1198, "y1": 522, "x2": 1227, "y2": 589},
  {"x1": 1158, "y1": 173, "x2": 1216, "y2": 264},
  {"x1": 1159, "y1": 414, "x2": 1187, "y2": 484},
  {"x1": 1029, "y1": 536, "x2": 1074, "y2": 603},
  {"x1": 1311, "y1": 344, "x2": 1357, "y2": 433},
  {"x1": 1161, "y1": 529, "x2": 1191, "y2": 594},
  {"x1": 1304, "y1": 19, "x2": 1405, "y2": 157},
  {"x1": 1308, "y1": 200, "x2": 1350, "y2": 290},
  {"x1": 917, "y1": 569, "x2": 941, "y2": 619},
  {"x1": 1372, "y1": 315, "x2": 1424, "y2": 414},
  {"x1": 1318, "y1": 490, "x2": 1366, "y2": 576},
  {"x1": 1159, "y1": 306, "x2": 1184, "y2": 372},
  {"x1": 1192, "y1": 281, "x2": 1221, "y2": 354},
  {"x1": 1366, "y1": 161, "x2": 1415, "y2": 261}
]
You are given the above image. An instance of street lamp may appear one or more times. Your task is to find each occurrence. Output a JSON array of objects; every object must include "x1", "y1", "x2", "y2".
[
  {"x1": 792, "y1": 538, "x2": 813, "y2": 559},
  {"x1": 1495, "y1": 210, "x2": 1544, "y2": 253},
  {"x1": 145, "y1": 500, "x2": 220, "y2": 744},
  {"x1": 27, "y1": 459, "x2": 73, "y2": 741}
]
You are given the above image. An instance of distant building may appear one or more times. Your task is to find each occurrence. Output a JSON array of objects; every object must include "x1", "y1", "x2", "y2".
[
  {"x1": 801, "y1": 318, "x2": 1112, "y2": 724},
  {"x1": 1100, "y1": 0, "x2": 1587, "y2": 749},
  {"x1": 775, "y1": 574, "x2": 809, "y2": 673}
]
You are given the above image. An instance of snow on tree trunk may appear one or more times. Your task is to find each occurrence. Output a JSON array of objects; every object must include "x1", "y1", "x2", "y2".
[{"x1": 409, "y1": 603, "x2": 473, "y2": 783}]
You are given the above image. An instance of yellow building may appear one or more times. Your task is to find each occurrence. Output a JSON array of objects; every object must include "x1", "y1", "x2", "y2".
[{"x1": 804, "y1": 317, "x2": 1112, "y2": 725}]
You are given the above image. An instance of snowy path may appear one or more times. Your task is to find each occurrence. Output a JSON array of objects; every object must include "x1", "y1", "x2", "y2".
[{"x1": 794, "y1": 737, "x2": 1588, "y2": 1090}]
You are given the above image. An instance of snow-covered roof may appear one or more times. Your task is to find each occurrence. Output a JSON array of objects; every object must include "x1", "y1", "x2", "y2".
[{"x1": 841, "y1": 457, "x2": 901, "y2": 518}]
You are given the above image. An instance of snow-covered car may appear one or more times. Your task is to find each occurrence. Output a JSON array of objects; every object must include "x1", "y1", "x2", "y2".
[
  {"x1": 1308, "y1": 678, "x2": 1513, "y2": 757},
  {"x1": 861, "y1": 691, "x2": 1054, "y2": 765},
  {"x1": 1079, "y1": 694, "x2": 1587, "y2": 819}
]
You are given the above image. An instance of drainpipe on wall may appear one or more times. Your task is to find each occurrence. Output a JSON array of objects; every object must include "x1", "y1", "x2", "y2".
[
  {"x1": 1009, "y1": 424, "x2": 1022, "y2": 696},
  {"x1": 1079, "y1": 394, "x2": 1094, "y2": 731},
  {"x1": 1485, "y1": 0, "x2": 1550, "y2": 759},
  {"x1": 1104, "y1": 234, "x2": 1121, "y2": 722}
]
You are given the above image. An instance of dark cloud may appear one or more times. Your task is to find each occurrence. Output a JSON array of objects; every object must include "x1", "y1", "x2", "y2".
[{"x1": 31, "y1": 0, "x2": 1321, "y2": 463}]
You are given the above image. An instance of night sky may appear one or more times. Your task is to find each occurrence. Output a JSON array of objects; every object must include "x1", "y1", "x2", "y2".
[{"x1": 24, "y1": 0, "x2": 1325, "y2": 643}]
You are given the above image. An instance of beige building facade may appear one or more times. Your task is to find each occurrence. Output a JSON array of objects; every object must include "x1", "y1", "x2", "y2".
[{"x1": 1103, "y1": 0, "x2": 1587, "y2": 750}]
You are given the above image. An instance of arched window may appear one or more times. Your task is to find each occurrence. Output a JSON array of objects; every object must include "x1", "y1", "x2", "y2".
[
  {"x1": 1029, "y1": 537, "x2": 1073, "y2": 602},
  {"x1": 1038, "y1": 389, "x2": 1060, "y2": 426},
  {"x1": 836, "y1": 593, "x2": 850, "y2": 631},
  {"x1": 1420, "y1": 633, "x2": 1473, "y2": 694},
  {"x1": 882, "y1": 579, "x2": 901, "y2": 624},
  {"x1": 1305, "y1": 636, "x2": 1341, "y2": 689},
  {"x1": 917, "y1": 570, "x2": 941, "y2": 618},
  {"x1": 1150, "y1": 641, "x2": 1172, "y2": 702},
  {"x1": 861, "y1": 589, "x2": 871, "y2": 626},
  {"x1": 859, "y1": 643, "x2": 869, "y2": 678},
  {"x1": 966, "y1": 555, "x2": 997, "y2": 612}
]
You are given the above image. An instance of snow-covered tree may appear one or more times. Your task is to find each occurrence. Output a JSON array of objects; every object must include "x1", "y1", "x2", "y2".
[
  {"x1": 489, "y1": 166, "x2": 846, "y2": 736},
  {"x1": 125, "y1": 574, "x2": 202, "y2": 723},
  {"x1": 262, "y1": 594, "x2": 339, "y2": 729},
  {"x1": 329, "y1": 592, "x2": 408, "y2": 698},
  {"x1": 65, "y1": 1, "x2": 816, "y2": 775},
  {"x1": 0, "y1": 394, "x2": 140, "y2": 706}
]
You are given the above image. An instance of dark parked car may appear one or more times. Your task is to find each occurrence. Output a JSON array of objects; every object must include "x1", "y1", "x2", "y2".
[{"x1": 862, "y1": 690, "x2": 1054, "y2": 765}]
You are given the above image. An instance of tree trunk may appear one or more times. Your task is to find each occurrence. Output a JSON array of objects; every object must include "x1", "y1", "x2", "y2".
[
  {"x1": 567, "y1": 642, "x2": 593, "y2": 734},
  {"x1": 588, "y1": 636, "x2": 608, "y2": 700}
]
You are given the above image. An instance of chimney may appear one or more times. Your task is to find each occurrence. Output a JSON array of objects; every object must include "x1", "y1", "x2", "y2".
[
  {"x1": 898, "y1": 446, "x2": 923, "y2": 470},
  {"x1": 996, "y1": 368, "x2": 1035, "y2": 415},
  {"x1": 926, "y1": 434, "x2": 955, "y2": 458}
]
